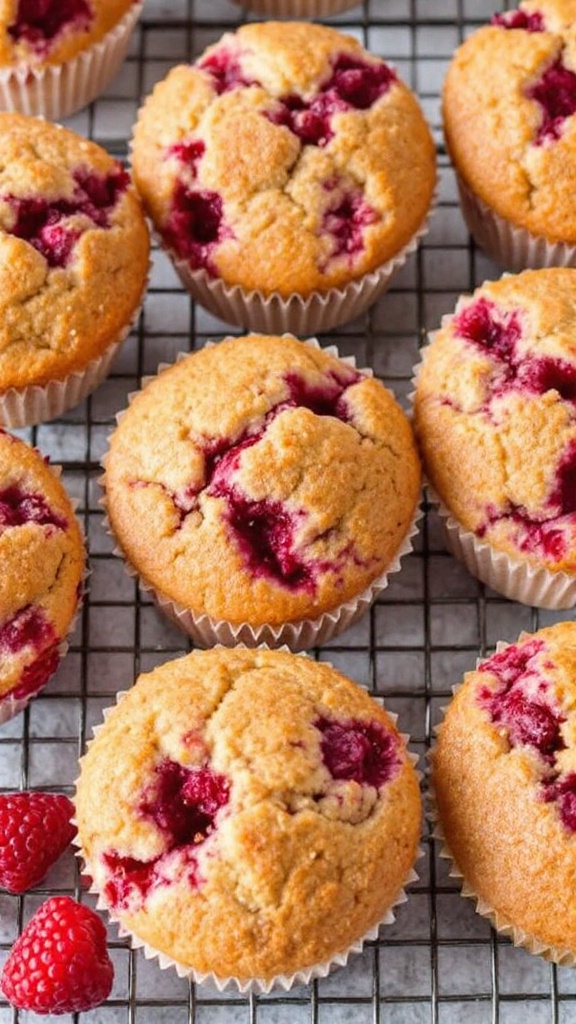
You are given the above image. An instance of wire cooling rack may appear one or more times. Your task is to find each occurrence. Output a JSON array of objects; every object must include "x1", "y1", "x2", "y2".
[{"x1": 2, "y1": 1, "x2": 576, "y2": 1021}]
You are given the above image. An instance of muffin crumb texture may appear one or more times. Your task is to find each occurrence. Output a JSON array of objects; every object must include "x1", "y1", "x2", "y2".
[{"x1": 0, "y1": 0, "x2": 137, "y2": 66}]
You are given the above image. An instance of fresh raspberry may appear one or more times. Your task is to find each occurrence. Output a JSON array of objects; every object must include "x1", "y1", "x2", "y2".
[
  {"x1": 0, "y1": 792, "x2": 76, "y2": 894},
  {"x1": 0, "y1": 896, "x2": 113, "y2": 1014}
]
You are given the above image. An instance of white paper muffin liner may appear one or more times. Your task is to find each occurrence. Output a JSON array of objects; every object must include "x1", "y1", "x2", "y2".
[
  {"x1": 0, "y1": 2, "x2": 144, "y2": 121},
  {"x1": 74, "y1": 676, "x2": 423, "y2": 993},
  {"x1": 0, "y1": 463, "x2": 87, "y2": 726},
  {"x1": 231, "y1": 0, "x2": 360, "y2": 16},
  {"x1": 456, "y1": 174, "x2": 576, "y2": 274},
  {"x1": 100, "y1": 337, "x2": 423, "y2": 651}
]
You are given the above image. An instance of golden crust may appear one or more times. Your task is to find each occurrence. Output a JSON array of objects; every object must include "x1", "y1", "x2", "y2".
[
  {"x1": 443, "y1": 1, "x2": 576, "y2": 243},
  {"x1": 104, "y1": 334, "x2": 421, "y2": 627},
  {"x1": 0, "y1": 0, "x2": 136, "y2": 67},
  {"x1": 131, "y1": 21, "x2": 436, "y2": 298},
  {"x1": 433, "y1": 621, "x2": 576, "y2": 958},
  {"x1": 0, "y1": 114, "x2": 149, "y2": 390},
  {"x1": 75, "y1": 647, "x2": 421, "y2": 980},
  {"x1": 0, "y1": 429, "x2": 85, "y2": 699},
  {"x1": 413, "y1": 267, "x2": 576, "y2": 572}
]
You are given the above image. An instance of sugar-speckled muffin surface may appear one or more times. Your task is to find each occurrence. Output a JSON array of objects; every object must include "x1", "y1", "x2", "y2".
[
  {"x1": 433, "y1": 622, "x2": 576, "y2": 961},
  {"x1": 131, "y1": 21, "x2": 436, "y2": 298},
  {"x1": 0, "y1": 0, "x2": 136, "y2": 67},
  {"x1": 413, "y1": 268, "x2": 576, "y2": 573},
  {"x1": 444, "y1": 0, "x2": 576, "y2": 244},
  {"x1": 0, "y1": 429, "x2": 84, "y2": 712},
  {"x1": 0, "y1": 113, "x2": 149, "y2": 392},
  {"x1": 75, "y1": 647, "x2": 421, "y2": 982},
  {"x1": 104, "y1": 334, "x2": 421, "y2": 630}
]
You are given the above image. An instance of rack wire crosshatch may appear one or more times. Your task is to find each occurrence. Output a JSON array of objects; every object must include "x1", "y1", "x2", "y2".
[{"x1": 1, "y1": 1, "x2": 576, "y2": 1021}]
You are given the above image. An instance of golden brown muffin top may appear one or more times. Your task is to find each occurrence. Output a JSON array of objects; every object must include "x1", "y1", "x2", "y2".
[
  {"x1": 444, "y1": 0, "x2": 576, "y2": 243},
  {"x1": 433, "y1": 621, "x2": 576, "y2": 961},
  {"x1": 0, "y1": 113, "x2": 149, "y2": 391},
  {"x1": 75, "y1": 647, "x2": 421, "y2": 981},
  {"x1": 131, "y1": 21, "x2": 436, "y2": 298},
  {"x1": 104, "y1": 334, "x2": 421, "y2": 628},
  {"x1": 413, "y1": 268, "x2": 576, "y2": 573},
  {"x1": 0, "y1": 0, "x2": 137, "y2": 68},
  {"x1": 0, "y1": 429, "x2": 84, "y2": 703}
]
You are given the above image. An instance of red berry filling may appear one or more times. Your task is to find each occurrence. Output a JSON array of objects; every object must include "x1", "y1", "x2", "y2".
[
  {"x1": 316, "y1": 716, "x2": 401, "y2": 788},
  {"x1": 526, "y1": 57, "x2": 576, "y2": 145},
  {"x1": 322, "y1": 189, "x2": 379, "y2": 264},
  {"x1": 0, "y1": 484, "x2": 67, "y2": 531},
  {"x1": 197, "y1": 46, "x2": 256, "y2": 95},
  {"x1": 8, "y1": 0, "x2": 92, "y2": 54},
  {"x1": 5, "y1": 167, "x2": 129, "y2": 268},
  {"x1": 164, "y1": 185, "x2": 229, "y2": 273},
  {"x1": 267, "y1": 92, "x2": 349, "y2": 148},
  {"x1": 491, "y1": 8, "x2": 545, "y2": 31},
  {"x1": 1, "y1": 605, "x2": 60, "y2": 703},
  {"x1": 102, "y1": 759, "x2": 230, "y2": 911},
  {"x1": 166, "y1": 138, "x2": 206, "y2": 173},
  {"x1": 542, "y1": 773, "x2": 576, "y2": 831},
  {"x1": 454, "y1": 296, "x2": 522, "y2": 366}
]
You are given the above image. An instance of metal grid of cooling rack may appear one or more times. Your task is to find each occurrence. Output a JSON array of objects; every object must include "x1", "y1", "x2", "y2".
[{"x1": 1, "y1": 1, "x2": 576, "y2": 1021}]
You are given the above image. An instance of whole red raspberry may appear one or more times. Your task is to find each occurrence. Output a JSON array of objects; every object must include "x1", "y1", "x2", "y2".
[
  {"x1": 0, "y1": 792, "x2": 76, "y2": 893},
  {"x1": 0, "y1": 896, "x2": 114, "y2": 1014}
]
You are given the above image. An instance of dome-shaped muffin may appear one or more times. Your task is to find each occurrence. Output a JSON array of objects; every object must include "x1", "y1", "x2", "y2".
[
  {"x1": 131, "y1": 21, "x2": 436, "y2": 333},
  {"x1": 103, "y1": 334, "x2": 421, "y2": 648},
  {"x1": 75, "y1": 647, "x2": 421, "y2": 987},
  {"x1": 433, "y1": 622, "x2": 576, "y2": 963},
  {"x1": 443, "y1": 0, "x2": 576, "y2": 268},
  {"x1": 413, "y1": 268, "x2": 576, "y2": 606},
  {"x1": 0, "y1": 429, "x2": 85, "y2": 724},
  {"x1": 0, "y1": 113, "x2": 149, "y2": 426}
]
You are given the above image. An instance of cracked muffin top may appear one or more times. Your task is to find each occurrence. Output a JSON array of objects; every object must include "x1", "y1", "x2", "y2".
[
  {"x1": 0, "y1": 428, "x2": 84, "y2": 709},
  {"x1": 413, "y1": 268, "x2": 576, "y2": 573},
  {"x1": 444, "y1": 0, "x2": 576, "y2": 243},
  {"x1": 0, "y1": 0, "x2": 136, "y2": 67},
  {"x1": 433, "y1": 622, "x2": 576, "y2": 960},
  {"x1": 103, "y1": 334, "x2": 421, "y2": 629},
  {"x1": 75, "y1": 647, "x2": 421, "y2": 981},
  {"x1": 0, "y1": 113, "x2": 149, "y2": 392},
  {"x1": 130, "y1": 21, "x2": 436, "y2": 298}
]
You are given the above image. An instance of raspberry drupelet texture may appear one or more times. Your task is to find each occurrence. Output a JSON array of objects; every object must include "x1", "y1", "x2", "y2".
[
  {"x1": 0, "y1": 0, "x2": 136, "y2": 67},
  {"x1": 433, "y1": 622, "x2": 576, "y2": 962},
  {"x1": 131, "y1": 20, "x2": 436, "y2": 298},
  {"x1": 413, "y1": 268, "x2": 576, "y2": 574},
  {"x1": 103, "y1": 334, "x2": 421, "y2": 635},
  {"x1": 0, "y1": 792, "x2": 76, "y2": 893},
  {"x1": 75, "y1": 647, "x2": 421, "y2": 982}
]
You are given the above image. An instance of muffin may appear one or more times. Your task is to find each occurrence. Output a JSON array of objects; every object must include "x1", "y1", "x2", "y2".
[
  {"x1": 75, "y1": 647, "x2": 421, "y2": 990},
  {"x1": 0, "y1": 113, "x2": 150, "y2": 427},
  {"x1": 413, "y1": 267, "x2": 576, "y2": 608},
  {"x1": 433, "y1": 622, "x2": 576, "y2": 964},
  {"x1": 0, "y1": 0, "x2": 144, "y2": 120},
  {"x1": 443, "y1": 0, "x2": 576, "y2": 270},
  {"x1": 103, "y1": 334, "x2": 422, "y2": 649},
  {"x1": 0, "y1": 429, "x2": 85, "y2": 725},
  {"x1": 131, "y1": 21, "x2": 436, "y2": 335}
]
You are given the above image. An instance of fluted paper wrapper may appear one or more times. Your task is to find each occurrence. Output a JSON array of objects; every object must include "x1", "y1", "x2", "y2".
[
  {"x1": 231, "y1": 0, "x2": 360, "y2": 15},
  {"x1": 456, "y1": 174, "x2": 576, "y2": 274},
  {"x1": 74, "y1": 683, "x2": 423, "y2": 993},
  {"x1": 101, "y1": 338, "x2": 422, "y2": 651},
  {"x1": 0, "y1": 2, "x2": 144, "y2": 120}
]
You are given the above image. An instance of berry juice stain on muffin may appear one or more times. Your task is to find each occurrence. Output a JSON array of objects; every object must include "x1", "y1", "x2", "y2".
[
  {"x1": 491, "y1": 8, "x2": 545, "y2": 31},
  {"x1": 164, "y1": 187, "x2": 229, "y2": 275},
  {"x1": 8, "y1": 0, "x2": 92, "y2": 54},
  {"x1": 316, "y1": 717, "x2": 401, "y2": 787},
  {"x1": 0, "y1": 605, "x2": 60, "y2": 702},
  {"x1": 0, "y1": 484, "x2": 67, "y2": 530},
  {"x1": 526, "y1": 58, "x2": 576, "y2": 146}
]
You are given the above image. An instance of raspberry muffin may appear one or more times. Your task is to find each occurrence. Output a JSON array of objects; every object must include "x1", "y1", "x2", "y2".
[
  {"x1": 0, "y1": 113, "x2": 149, "y2": 427},
  {"x1": 103, "y1": 334, "x2": 421, "y2": 649},
  {"x1": 75, "y1": 647, "x2": 421, "y2": 990},
  {"x1": 433, "y1": 622, "x2": 576, "y2": 964},
  {"x1": 444, "y1": 0, "x2": 576, "y2": 270},
  {"x1": 0, "y1": 0, "x2": 144, "y2": 120},
  {"x1": 413, "y1": 268, "x2": 576, "y2": 608},
  {"x1": 131, "y1": 21, "x2": 436, "y2": 335},
  {"x1": 0, "y1": 429, "x2": 85, "y2": 725}
]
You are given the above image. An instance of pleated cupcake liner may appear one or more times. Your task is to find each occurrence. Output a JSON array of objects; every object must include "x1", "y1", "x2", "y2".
[
  {"x1": 0, "y1": 2, "x2": 144, "y2": 121},
  {"x1": 230, "y1": 0, "x2": 361, "y2": 16},
  {"x1": 73, "y1": 668, "x2": 423, "y2": 993},
  {"x1": 100, "y1": 336, "x2": 422, "y2": 650}
]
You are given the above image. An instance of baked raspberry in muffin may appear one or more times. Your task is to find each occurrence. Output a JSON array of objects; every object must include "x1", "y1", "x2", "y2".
[
  {"x1": 0, "y1": 429, "x2": 85, "y2": 724},
  {"x1": 0, "y1": 113, "x2": 149, "y2": 427},
  {"x1": 443, "y1": 0, "x2": 576, "y2": 270},
  {"x1": 131, "y1": 21, "x2": 436, "y2": 334},
  {"x1": 0, "y1": 0, "x2": 144, "y2": 120},
  {"x1": 103, "y1": 334, "x2": 421, "y2": 649},
  {"x1": 433, "y1": 621, "x2": 576, "y2": 964},
  {"x1": 75, "y1": 647, "x2": 421, "y2": 989},
  {"x1": 413, "y1": 268, "x2": 576, "y2": 608}
]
